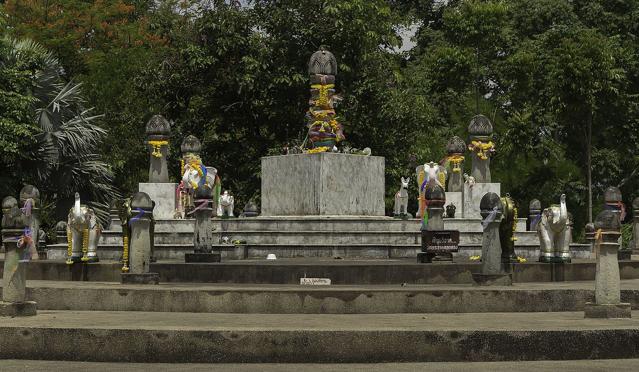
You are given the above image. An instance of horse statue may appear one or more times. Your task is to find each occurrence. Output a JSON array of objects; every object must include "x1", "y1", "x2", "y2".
[
  {"x1": 176, "y1": 154, "x2": 221, "y2": 218},
  {"x1": 393, "y1": 177, "x2": 410, "y2": 218},
  {"x1": 66, "y1": 192, "x2": 101, "y2": 264}
]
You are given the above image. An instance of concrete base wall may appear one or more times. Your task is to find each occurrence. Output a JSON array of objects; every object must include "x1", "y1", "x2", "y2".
[
  {"x1": 261, "y1": 153, "x2": 385, "y2": 216},
  {"x1": 463, "y1": 183, "x2": 501, "y2": 218}
]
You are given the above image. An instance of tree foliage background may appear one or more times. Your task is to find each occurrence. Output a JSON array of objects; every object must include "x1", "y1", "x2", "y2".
[{"x1": 1, "y1": 0, "x2": 638, "y2": 239}]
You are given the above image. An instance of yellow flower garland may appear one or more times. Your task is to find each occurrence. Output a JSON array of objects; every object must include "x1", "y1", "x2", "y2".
[
  {"x1": 448, "y1": 154, "x2": 465, "y2": 173},
  {"x1": 148, "y1": 140, "x2": 169, "y2": 158},
  {"x1": 511, "y1": 207, "x2": 518, "y2": 242},
  {"x1": 468, "y1": 140, "x2": 494, "y2": 160},
  {"x1": 311, "y1": 84, "x2": 334, "y2": 107},
  {"x1": 306, "y1": 146, "x2": 330, "y2": 154}
]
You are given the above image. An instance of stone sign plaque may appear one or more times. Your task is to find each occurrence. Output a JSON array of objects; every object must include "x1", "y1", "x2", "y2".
[
  {"x1": 300, "y1": 278, "x2": 331, "y2": 285},
  {"x1": 421, "y1": 230, "x2": 460, "y2": 254}
]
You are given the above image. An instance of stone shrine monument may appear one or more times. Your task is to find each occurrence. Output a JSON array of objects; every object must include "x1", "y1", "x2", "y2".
[
  {"x1": 584, "y1": 207, "x2": 630, "y2": 318},
  {"x1": 603, "y1": 186, "x2": 630, "y2": 259},
  {"x1": 120, "y1": 192, "x2": 159, "y2": 284},
  {"x1": 139, "y1": 115, "x2": 177, "y2": 219},
  {"x1": 1, "y1": 196, "x2": 37, "y2": 316},
  {"x1": 185, "y1": 180, "x2": 220, "y2": 263},
  {"x1": 463, "y1": 115, "x2": 500, "y2": 218},
  {"x1": 472, "y1": 192, "x2": 512, "y2": 286},
  {"x1": 261, "y1": 47, "x2": 384, "y2": 216},
  {"x1": 443, "y1": 136, "x2": 465, "y2": 217}
]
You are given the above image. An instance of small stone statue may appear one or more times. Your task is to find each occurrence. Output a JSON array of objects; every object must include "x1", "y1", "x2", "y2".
[
  {"x1": 66, "y1": 192, "x2": 102, "y2": 264},
  {"x1": 393, "y1": 177, "x2": 410, "y2": 218},
  {"x1": 241, "y1": 200, "x2": 260, "y2": 218},
  {"x1": 305, "y1": 46, "x2": 344, "y2": 153},
  {"x1": 218, "y1": 190, "x2": 235, "y2": 217},
  {"x1": 537, "y1": 194, "x2": 570, "y2": 263},
  {"x1": 467, "y1": 114, "x2": 495, "y2": 183},
  {"x1": 445, "y1": 203, "x2": 456, "y2": 218}
]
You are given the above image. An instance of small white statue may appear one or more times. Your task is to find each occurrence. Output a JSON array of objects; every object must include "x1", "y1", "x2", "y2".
[
  {"x1": 537, "y1": 194, "x2": 570, "y2": 263},
  {"x1": 393, "y1": 177, "x2": 410, "y2": 217},
  {"x1": 463, "y1": 173, "x2": 475, "y2": 187},
  {"x1": 217, "y1": 190, "x2": 234, "y2": 217}
]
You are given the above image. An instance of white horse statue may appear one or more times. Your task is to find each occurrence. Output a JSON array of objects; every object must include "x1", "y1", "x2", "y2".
[
  {"x1": 393, "y1": 177, "x2": 410, "y2": 217},
  {"x1": 217, "y1": 190, "x2": 234, "y2": 217}
]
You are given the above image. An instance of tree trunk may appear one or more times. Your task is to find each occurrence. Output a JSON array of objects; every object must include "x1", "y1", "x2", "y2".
[{"x1": 586, "y1": 110, "x2": 592, "y2": 222}]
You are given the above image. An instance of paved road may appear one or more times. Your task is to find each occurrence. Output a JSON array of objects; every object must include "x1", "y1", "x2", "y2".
[{"x1": 1, "y1": 359, "x2": 638, "y2": 372}]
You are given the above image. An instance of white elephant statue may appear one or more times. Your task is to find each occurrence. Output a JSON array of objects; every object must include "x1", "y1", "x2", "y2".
[
  {"x1": 393, "y1": 177, "x2": 410, "y2": 217},
  {"x1": 218, "y1": 190, "x2": 234, "y2": 217},
  {"x1": 177, "y1": 154, "x2": 221, "y2": 218},
  {"x1": 537, "y1": 194, "x2": 571, "y2": 263},
  {"x1": 66, "y1": 192, "x2": 102, "y2": 264}
]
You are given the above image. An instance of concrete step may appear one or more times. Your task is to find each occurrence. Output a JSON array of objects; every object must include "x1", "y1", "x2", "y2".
[
  {"x1": 108, "y1": 216, "x2": 529, "y2": 233},
  {"x1": 46, "y1": 242, "x2": 592, "y2": 261},
  {"x1": 6, "y1": 259, "x2": 639, "y2": 284},
  {"x1": 1, "y1": 310, "x2": 638, "y2": 362},
  {"x1": 6, "y1": 280, "x2": 639, "y2": 314}
]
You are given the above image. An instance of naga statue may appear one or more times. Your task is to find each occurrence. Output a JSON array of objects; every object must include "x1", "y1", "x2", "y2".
[
  {"x1": 499, "y1": 195, "x2": 518, "y2": 263},
  {"x1": 117, "y1": 196, "x2": 156, "y2": 272},
  {"x1": 305, "y1": 46, "x2": 344, "y2": 153},
  {"x1": 66, "y1": 193, "x2": 102, "y2": 264},
  {"x1": 537, "y1": 194, "x2": 570, "y2": 263},
  {"x1": 179, "y1": 153, "x2": 221, "y2": 215}
]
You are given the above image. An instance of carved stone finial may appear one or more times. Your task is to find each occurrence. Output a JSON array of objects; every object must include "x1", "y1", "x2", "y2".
[
  {"x1": 181, "y1": 135, "x2": 202, "y2": 154},
  {"x1": 595, "y1": 209, "x2": 621, "y2": 231},
  {"x1": 604, "y1": 186, "x2": 622, "y2": 204},
  {"x1": 468, "y1": 114, "x2": 493, "y2": 137},
  {"x1": 308, "y1": 46, "x2": 337, "y2": 76},
  {"x1": 480, "y1": 192, "x2": 503, "y2": 220},
  {"x1": 446, "y1": 136, "x2": 466, "y2": 155},
  {"x1": 424, "y1": 183, "x2": 446, "y2": 206},
  {"x1": 529, "y1": 199, "x2": 541, "y2": 212},
  {"x1": 131, "y1": 192, "x2": 153, "y2": 211},
  {"x1": 145, "y1": 115, "x2": 171, "y2": 136},
  {"x1": 632, "y1": 196, "x2": 639, "y2": 210}
]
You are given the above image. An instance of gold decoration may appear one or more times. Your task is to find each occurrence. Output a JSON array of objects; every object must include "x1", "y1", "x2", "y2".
[
  {"x1": 148, "y1": 140, "x2": 168, "y2": 158},
  {"x1": 122, "y1": 235, "x2": 130, "y2": 273},
  {"x1": 511, "y1": 207, "x2": 518, "y2": 242},
  {"x1": 306, "y1": 146, "x2": 330, "y2": 154},
  {"x1": 448, "y1": 154, "x2": 465, "y2": 173},
  {"x1": 66, "y1": 228, "x2": 73, "y2": 265},
  {"x1": 311, "y1": 83, "x2": 334, "y2": 107},
  {"x1": 81, "y1": 228, "x2": 89, "y2": 262},
  {"x1": 438, "y1": 171, "x2": 446, "y2": 187},
  {"x1": 468, "y1": 140, "x2": 494, "y2": 160}
]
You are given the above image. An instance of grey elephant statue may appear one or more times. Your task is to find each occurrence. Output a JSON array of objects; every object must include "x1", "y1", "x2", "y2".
[
  {"x1": 537, "y1": 194, "x2": 570, "y2": 263},
  {"x1": 66, "y1": 192, "x2": 102, "y2": 264}
]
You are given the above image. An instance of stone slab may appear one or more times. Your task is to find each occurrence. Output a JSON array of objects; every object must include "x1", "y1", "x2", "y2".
[
  {"x1": 472, "y1": 273, "x2": 513, "y2": 286},
  {"x1": 462, "y1": 183, "x2": 500, "y2": 218},
  {"x1": 120, "y1": 273, "x2": 160, "y2": 285},
  {"x1": 185, "y1": 253, "x2": 221, "y2": 263},
  {"x1": 0, "y1": 301, "x2": 37, "y2": 317},
  {"x1": 584, "y1": 302, "x2": 632, "y2": 318},
  {"x1": 138, "y1": 183, "x2": 177, "y2": 219},
  {"x1": 1, "y1": 310, "x2": 639, "y2": 362},
  {"x1": 261, "y1": 153, "x2": 385, "y2": 216}
]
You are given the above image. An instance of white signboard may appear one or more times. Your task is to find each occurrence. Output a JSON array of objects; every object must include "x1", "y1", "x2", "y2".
[{"x1": 300, "y1": 277, "x2": 331, "y2": 286}]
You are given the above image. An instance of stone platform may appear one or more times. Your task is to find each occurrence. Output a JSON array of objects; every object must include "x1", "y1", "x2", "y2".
[
  {"x1": 261, "y1": 153, "x2": 385, "y2": 216},
  {"x1": 1, "y1": 310, "x2": 639, "y2": 362},
  {"x1": 4, "y1": 279, "x2": 639, "y2": 314}
]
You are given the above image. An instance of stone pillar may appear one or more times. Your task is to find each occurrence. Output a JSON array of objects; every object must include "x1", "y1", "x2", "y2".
[
  {"x1": 584, "y1": 209, "x2": 631, "y2": 318},
  {"x1": 146, "y1": 115, "x2": 171, "y2": 183},
  {"x1": 528, "y1": 199, "x2": 541, "y2": 231},
  {"x1": 472, "y1": 192, "x2": 512, "y2": 286},
  {"x1": 121, "y1": 192, "x2": 159, "y2": 284},
  {"x1": 445, "y1": 136, "x2": 466, "y2": 192},
  {"x1": 604, "y1": 186, "x2": 630, "y2": 260},
  {"x1": 19, "y1": 185, "x2": 40, "y2": 254},
  {"x1": 185, "y1": 188, "x2": 221, "y2": 263},
  {"x1": 633, "y1": 197, "x2": 639, "y2": 255},
  {"x1": 424, "y1": 184, "x2": 445, "y2": 231},
  {"x1": 467, "y1": 115, "x2": 495, "y2": 183},
  {"x1": 585, "y1": 222, "x2": 596, "y2": 257},
  {"x1": 55, "y1": 221, "x2": 68, "y2": 244},
  {"x1": 1, "y1": 197, "x2": 37, "y2": 316},
  {"x1": 305, "y1": 46, "x2": 344, "y2": 152}
]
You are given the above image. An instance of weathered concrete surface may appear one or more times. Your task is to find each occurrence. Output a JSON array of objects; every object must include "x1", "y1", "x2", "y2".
[
  {"x1": 2, "y1": 359, "x2": 639, "y2": 372},
  {"x1": 1, "y1": 310, "x2": 639, "y2": 362},
  {"x1": 261, "y1": 153, "x2": 385, "y2": 216},
  {"x1": 2, "y1": 280, "x2": 639, "y2": 314},
  {"x1": 463, "y1": 183, "x2": 500, "y2": 219},
  {"x1": 138, "y1": 183, "x2": 177, "y2": 219},
  {"x1": 4, "y1": 259, "x2": 639, "y2": 284}
]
